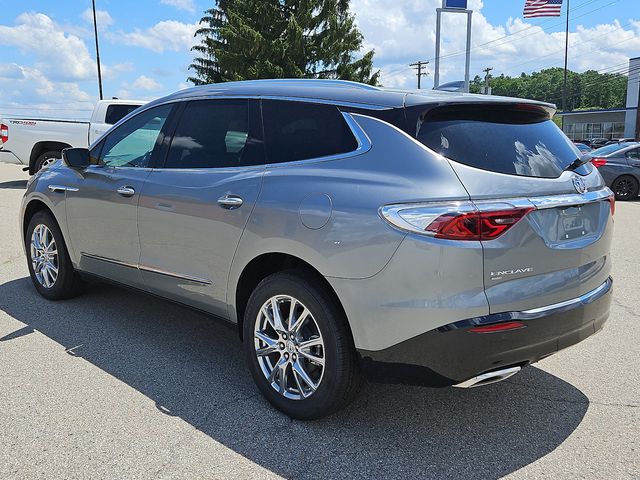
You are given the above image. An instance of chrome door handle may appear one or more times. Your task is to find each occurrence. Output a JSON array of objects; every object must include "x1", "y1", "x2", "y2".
[
  {"x1": 217, "y1": 194, "x2": 243, "y2": 209},
  {"x1": 117, "y1": 185, "x2": 136, "y2": 197}
]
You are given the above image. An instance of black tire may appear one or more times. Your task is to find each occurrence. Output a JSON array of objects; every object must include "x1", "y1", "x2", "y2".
[
  {"x1": 243, "y1": 271, "x2": 363, "y2": 420},
  {"x1": 25, "y1": 210, "x2": 84, "y2": 300},
  {"x1": 34, "y1": 150, "x2": 61, "y2": 173},
  {"x1": 611, "y1": 175, "x2": 639, "y2": 200}
]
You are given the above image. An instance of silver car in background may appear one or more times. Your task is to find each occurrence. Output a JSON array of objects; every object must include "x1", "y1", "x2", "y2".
[{"x1": 21, "y1": 80, "x2": 614, "y2": 419}]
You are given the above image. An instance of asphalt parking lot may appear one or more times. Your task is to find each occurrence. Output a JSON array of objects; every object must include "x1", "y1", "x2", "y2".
[{"x1": 0, "y1": 163, "x2": 638, "y2": 479}]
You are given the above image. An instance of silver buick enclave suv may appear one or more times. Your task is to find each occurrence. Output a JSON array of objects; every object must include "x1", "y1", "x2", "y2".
[{"x1": 21, "y1": 80, "x2": 614, "y2": 419}]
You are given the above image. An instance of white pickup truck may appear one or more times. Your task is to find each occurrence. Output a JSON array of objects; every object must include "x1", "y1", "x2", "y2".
[{"x1": 0, "y1": 99, "x2": 145, "y2": 174}]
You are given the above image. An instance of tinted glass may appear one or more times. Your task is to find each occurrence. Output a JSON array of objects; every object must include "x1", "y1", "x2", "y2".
[
  {"x1": 627, "y1": 148, "x2": 640, "y2": 160},
  {"x1": 592, "y1": 143, "x2": 634, "y2": 156},
  {"x1": 164, "y1": 99, "x2": 253, "y2": 169},
  {"x1": 262, "y1": 100, "x2": 358, "y2": 163},
  {"x1": 105, "y1": 104, "x2": 142, "y2": 125},
  {"x1": 99, "y1": 104, "x2": 172, "y2": 168},
  {"x1": 416, "y1": 105, "x2": 585, "y2": 178}
]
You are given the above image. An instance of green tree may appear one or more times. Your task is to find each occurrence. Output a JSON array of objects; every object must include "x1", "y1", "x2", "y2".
[
  {"x1": 188, "y1": 0, "x2": 379, "y2": 85},
  {"x1": 476, "y1": 67, "x2": 627, "y2": 111}
]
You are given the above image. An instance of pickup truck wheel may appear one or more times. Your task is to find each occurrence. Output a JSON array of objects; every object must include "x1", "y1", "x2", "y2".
[
  {"x1": 34, "y1": 150, "x2": 61, "y2": 172},
  {"x1": 26, "y1": 211, "x2": 84, "y2": 300},
  {"x1": 243, "y1": 271, "x2": 363, "y2": 420}
]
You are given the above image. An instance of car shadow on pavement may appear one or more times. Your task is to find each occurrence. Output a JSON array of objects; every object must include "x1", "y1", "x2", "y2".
[
  {"x1": 0, "y1": 277, "x2": 589, "y2": 479},
  {"x1": 0, "y1": 180, "x2": 28, "y2": 189}
]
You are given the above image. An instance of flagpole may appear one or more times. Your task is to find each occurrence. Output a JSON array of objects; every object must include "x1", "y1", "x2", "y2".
[{"x1": 562, "y1": 0, "x2": 570, "y2": 114}]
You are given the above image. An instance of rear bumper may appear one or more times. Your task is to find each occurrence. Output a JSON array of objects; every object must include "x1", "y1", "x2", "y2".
[
  {"x1": 0, "y1": 149, "x2": 24, "y2": 165},
  {"x1": 358, "y1": 277, "x2": 612, "y2": 386}
]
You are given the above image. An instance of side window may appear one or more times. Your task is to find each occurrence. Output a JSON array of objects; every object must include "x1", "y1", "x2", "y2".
[
  {"x1": 164, "y1": 99, "x2": 257, "y2": 169},
  {"x1": 99, "y1": 104, "x2": 172, "y2": 168},
  {"x1": 262, "y1": 100, "x2": 358, "y2": 163},
  {"x1": 626, "y1": 148, "x2": 640, "y2": 160},
  {"x1": 105, "y1": 104, "x2": 142, "y2": 125}
]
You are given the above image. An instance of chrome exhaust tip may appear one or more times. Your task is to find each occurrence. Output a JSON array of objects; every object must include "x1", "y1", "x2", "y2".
[{"x1": 453, "y1": 366, "x2": 521, "y2": 389}]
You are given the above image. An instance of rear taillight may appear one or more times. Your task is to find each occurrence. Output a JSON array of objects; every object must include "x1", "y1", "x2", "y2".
[
  {"x1": 591, "y1": 157, "x2": 607, "y2": 168},
  {"x1": 380, "y1": 202, "x2": 534, "y2": 241},
  {"x1": 426, "y1": 208, "x2": 534, "y2": 240},
  {"x1": 0, "y1": 123, "x2": 7, "y2": 144}
]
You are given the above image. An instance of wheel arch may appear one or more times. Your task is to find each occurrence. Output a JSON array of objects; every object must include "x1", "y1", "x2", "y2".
[
  {"x1": 29, "y1": 141, "x2": 71, "y2": 174},
  {"x1": 22, "y1": 198, "x2": 66, "y2": 253},
  {"x1": 233, "y1": 252, "x2": 352, "y2": 344}
]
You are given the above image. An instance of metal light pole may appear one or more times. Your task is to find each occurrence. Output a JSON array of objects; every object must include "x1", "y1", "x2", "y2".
[
  {"x1": 434, "y1": 0, "x2": 473, "y2": 92},
  {"x1": 92, "y1": 0, "x2": 104, "y2": 100}
]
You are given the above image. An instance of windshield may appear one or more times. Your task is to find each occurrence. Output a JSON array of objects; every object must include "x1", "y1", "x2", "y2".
[{"x1": 416, "y1": 105, "x2": 590, "y2": 178}]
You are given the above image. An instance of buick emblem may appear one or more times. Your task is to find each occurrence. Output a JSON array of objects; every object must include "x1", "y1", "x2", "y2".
[{"x1": 572, "y1": 176, "x2": 587, "y2": 194}]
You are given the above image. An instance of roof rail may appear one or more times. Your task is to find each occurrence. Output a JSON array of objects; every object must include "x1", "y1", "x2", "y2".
[{"x1": 213, "y1": 78, "x2": 381, "y2": 91}]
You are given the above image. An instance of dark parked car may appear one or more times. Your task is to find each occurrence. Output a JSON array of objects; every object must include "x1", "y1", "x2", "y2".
[{"x1": 590, "y1": 142, "x2": 640, "y2": 199}]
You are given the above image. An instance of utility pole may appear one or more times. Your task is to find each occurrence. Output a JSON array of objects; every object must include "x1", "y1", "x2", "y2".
[
  {"x1": 92, "y1": 0, "x2": 104, "y2": 100},
  {"x1": 562, "y1": 0, "x2": 570, "y2": 114},
  {"x1": 409, "y1": 61, "x2": 429, "y2": 89},
  {"x1": 483, "y1": 67, "x2": 493, "y2": 95}
]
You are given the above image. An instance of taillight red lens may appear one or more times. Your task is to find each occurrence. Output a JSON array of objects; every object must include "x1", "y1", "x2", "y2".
[
  {"x1": 425, "y1": 208, "x2": 534, "y2": 241},
  {"x1": 591, "y1": 157, "x2": 607, "y2": 168},
  {"x1": 0, "y1": 123, "x2": 7, "y2": 144},
  {"x1": 469, "y1": 321, "x2": 526, "y2": 333}
]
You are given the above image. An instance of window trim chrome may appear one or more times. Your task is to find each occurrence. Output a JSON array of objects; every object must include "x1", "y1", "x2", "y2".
[{"x1": 80, "y1": 253, "x2": 212, "y2": 286}]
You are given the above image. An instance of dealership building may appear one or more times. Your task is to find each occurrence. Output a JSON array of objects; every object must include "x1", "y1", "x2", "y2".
[{"x1": 558, "y1": 56, "x2": 639, "y2": 141}]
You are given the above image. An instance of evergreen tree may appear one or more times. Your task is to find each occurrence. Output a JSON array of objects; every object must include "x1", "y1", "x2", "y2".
[{"x1": 188, "y1": 0, "x2": 379, "y2": 85}]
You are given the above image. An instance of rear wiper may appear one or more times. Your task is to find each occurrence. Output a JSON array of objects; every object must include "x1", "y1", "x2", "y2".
[{"x1": 565, "y1": 154, "x2": 592, "y2": 172}]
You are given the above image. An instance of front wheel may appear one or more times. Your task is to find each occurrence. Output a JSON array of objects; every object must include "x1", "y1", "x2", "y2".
[
  {"x1": 611, "y1": 175, "x2": 639, "y2": 200},
  {"x1": 243, "y1": 272, "x2": 363, "y2": 420},
  {"x1": 25, "y1": 211, "x2": 84, "y2": 300}
]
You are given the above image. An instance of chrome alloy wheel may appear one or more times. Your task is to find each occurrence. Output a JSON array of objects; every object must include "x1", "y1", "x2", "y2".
[
  {"x1": 40, "y1": 156, "x2": 58, "y2": 169},
  {"x1": 254, "y1": 295, "x2": 325, "y2": 400},
  {"x1": 30, "y1": 224, "x2": 59, "y2": 288}
]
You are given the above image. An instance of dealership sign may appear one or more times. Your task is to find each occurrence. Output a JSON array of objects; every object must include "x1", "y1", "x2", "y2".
[{"x1": 443, "y1": 0, "x2": 468, "y2": 8}]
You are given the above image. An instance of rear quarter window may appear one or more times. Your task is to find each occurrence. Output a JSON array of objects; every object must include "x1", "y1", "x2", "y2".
[
  {"x1": 416, "y1": 104, "x2": 588, "y2": 178},
  {"x1": 105, "y1": 104, "x2": 142, "y2": 125},
  {"x1": 262, "y1": 100, "x2": 358, "y2": 163}
]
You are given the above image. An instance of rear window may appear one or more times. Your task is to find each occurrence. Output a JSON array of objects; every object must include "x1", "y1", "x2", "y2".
[
  {"x1": 105, "y1": 104, "x2": 142, "y2": 125},
  {"x1": 262, "y1": 100, "x2": 358, "y2": 163},
  {"x1": 416, "y1": 105, "x2": 586, "y2": 178}
]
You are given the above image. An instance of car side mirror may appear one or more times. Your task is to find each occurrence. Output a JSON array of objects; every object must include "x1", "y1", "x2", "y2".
[{"x1": 62, "y1": 147, "x2": 90, "y2": 168}]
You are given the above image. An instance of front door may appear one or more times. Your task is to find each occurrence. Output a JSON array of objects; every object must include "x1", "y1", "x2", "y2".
[
  {"x1": 66, "y1": 104, "x2": 174, "y2": 286},
  {"x1": 137, "y1": 99, "x2": 265, "y2": 317}
]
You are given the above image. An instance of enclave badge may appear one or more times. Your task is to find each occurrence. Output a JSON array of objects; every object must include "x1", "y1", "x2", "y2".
[{"x1": 572, "y1": 176, "x2": 587, "y2": 194}]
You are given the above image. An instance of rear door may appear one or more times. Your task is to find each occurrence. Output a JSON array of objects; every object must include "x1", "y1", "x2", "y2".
[
  {"x1": 415, "y1": 103, "x2": 614, "y2": 312},
  {"x1": 137, "y1": 98, "x2": 265, "y2": 318}
]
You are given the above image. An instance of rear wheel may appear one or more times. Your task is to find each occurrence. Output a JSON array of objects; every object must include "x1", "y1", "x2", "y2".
[
  {"x1": 243, "y1": 271, "x2": 362, "y2": 420},
  {"x1": 34, "y1": 150, "x2": 61, "y2": 173},
  {"x1": 25, "y1": 211, "x2": 84, "y2": 300},
  {"x1": 611, "y1": 175, "x2": 639, "y2": 200}
]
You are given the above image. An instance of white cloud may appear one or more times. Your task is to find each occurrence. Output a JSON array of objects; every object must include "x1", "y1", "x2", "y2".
[
  {"x1": 351, "y1": 0, "x2": 640, "y2": 88},
  {"x1": 160, "y1": 0, "x2": 196, "y2": 13},
  {"x1": 111, "y1": 20, "x2": 199, "y2": 53},
  {"x1": 0, "y1": 64, "x2": 94, "y2": 117},
  {"x1": 0, "y1": 12, "x2": 97, "y2": 82},
  {"x1": 81, "y1": 8, "x2": 114, "y2": 28},
  {"x1": 131, "y1": 75, "x2": 162, "y2": 91}
]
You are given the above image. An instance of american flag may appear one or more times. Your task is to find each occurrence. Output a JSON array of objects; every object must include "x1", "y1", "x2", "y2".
[{"x1": 523, "y1": 0, "x2": 563, "y2": 18}]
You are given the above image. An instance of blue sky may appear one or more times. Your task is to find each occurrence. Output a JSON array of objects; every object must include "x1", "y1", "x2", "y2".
[{"x1": 0, "y1": 0, "x2": 638, "y2": 117}]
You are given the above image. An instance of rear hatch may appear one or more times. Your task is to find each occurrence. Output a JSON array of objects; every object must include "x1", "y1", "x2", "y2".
[{"x1": 414, "y1": 102, "x2": 614, "y2": 313}]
